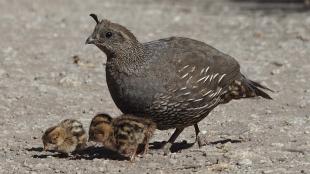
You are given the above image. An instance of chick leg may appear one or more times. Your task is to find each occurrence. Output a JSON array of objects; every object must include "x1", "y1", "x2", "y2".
[
  {"x1": 129, "y1": 147, "x2": 138, "y2": 162},
  {"x1": 194, "y1": 124, "x2": 208, "y2": 147},
  {"x1": 141, "y1": 133, "x2": 152, "y2": 155},
  {"x1": 162, "y1": 128, "x2": 184, "y2": 155}
]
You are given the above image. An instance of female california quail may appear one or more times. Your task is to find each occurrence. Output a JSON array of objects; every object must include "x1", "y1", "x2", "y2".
[{"x1": 85, "y1": 14, "x2": 272, "y2": 154}]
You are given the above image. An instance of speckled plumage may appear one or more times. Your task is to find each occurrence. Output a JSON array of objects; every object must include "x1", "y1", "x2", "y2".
[
  {"x1": 42, "y1": 119, "x2": 87, "y2": 154},
  {"x1": 88, "y1": 113, "x2": 156, "y2": 161},
  {"x1": 86, "y1": 14, "x2": 272, "y2": 152}
]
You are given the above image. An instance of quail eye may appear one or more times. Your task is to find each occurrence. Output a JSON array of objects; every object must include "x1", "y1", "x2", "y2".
[{"x1": 105, "y1": 32, "x2": 113, "y2": 38}]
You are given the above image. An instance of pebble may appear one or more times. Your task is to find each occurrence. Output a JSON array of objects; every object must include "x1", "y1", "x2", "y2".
[
  {"x1": 299, "y1": 101, "x2": 307, "y2": 108},
  {"x1": 265, "y1": 110, "x2": 272, "y2": 114},
  {"x1": 271, "y1": 143, "x2": 284, "y2": 148},
  {"x1": 168, "y1": 158, "x2": 178, "y2": 165},
  {"x1": 237, "y1": 158, "x2": 253, "y2": 166},
  {"x1": 98, "y1": 167, "x2": 105, "y2": 172},
  {"x1": 59, "y1": 75, "x2": 82, "y2": 87},
  {"x1": 270, "y1": 69, "x2": 280, "y2": 75},
  {"x1": 0, "y1": 69, "x2": 6, "y2": 77}
]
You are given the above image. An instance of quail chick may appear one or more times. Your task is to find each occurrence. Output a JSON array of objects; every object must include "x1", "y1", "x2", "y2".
[
  {"x1": 42, "y1": 119, "x2": 87, "y2": 155},
  {"x1": 89, "y1": 113, "x2": 156, "y2": 161},
  {"x1": 86, "y1": 14, "x2": 273, "y2": 154}
]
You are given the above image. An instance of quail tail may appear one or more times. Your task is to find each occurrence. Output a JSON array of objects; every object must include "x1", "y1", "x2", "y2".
[
  {"x1": 224, "y1": 75, "x2": 273, "y2": 101},
  {"x1": 241, "y1": 75, "x2": 273, "y2": 99}
]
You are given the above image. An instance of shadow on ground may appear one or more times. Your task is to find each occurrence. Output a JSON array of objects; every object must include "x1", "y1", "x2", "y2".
[{"x1": 27, "y1": 146, "x2": 128, "y2": 161}]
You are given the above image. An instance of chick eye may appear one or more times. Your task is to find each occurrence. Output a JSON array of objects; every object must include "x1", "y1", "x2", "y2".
[{"x1": 105, "y1": 32, "x2": 113, "y2": 38}]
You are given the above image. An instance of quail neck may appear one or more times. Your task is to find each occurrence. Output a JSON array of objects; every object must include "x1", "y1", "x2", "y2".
[{"x1": 86, "y1": 17, "x2": 145, "y2": 74}]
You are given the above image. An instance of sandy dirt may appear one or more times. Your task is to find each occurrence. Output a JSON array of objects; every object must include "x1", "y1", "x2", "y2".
[{"x1": 0, "y1": 0, "x2": 310, "y2": 173}]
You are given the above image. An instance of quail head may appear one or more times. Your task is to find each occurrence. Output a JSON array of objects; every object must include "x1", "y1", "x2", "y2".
[
  {"x1": 42, "y1": 119, "x2": 87, "y2": 155},
  {"x1": 89, "y1": 113, "x2": 156, "y2": 161},
  {"x1": 86, "y1": 14, "x2": 273, "y2": 154}
]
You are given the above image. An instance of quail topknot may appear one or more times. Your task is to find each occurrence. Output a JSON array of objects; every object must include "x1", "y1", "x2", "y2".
[{"x1": 86, "y1": 14, "x2": 273, "y2": 154}]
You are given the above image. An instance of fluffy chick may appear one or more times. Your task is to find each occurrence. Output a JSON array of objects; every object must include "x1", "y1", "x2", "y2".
[
  {"x1": 89, "y1": 113, "x2": 156, "y2": 161},
  {"x1": 42, "y1": 119, "x2": 87, "y2": 155}
]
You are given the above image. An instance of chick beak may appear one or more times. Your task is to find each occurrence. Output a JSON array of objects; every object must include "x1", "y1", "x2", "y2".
[{"x1": 85, "y1": 36, "x2": 96, "y2": 44}]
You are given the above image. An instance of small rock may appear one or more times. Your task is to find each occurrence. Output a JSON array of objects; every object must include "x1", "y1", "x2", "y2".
[
  {"x1": 34, "y1": 163, "x2": 48, "y2": 169},
  {"x1": 59, "y1": 75, "x2": 82, "y2": 87},
  {"x1": 265, "y1": 110, "x2": 272, "y2": 114},
  {"x1": 270, "y1": 69, "x2": 280, "y2": 75},
  {"x1": 271, "y1": 61, "x2": 283, "y2": 67},
  {"x1": 72, "y1": 55, "x2": 80, "y2": 64},
  {"x1": 298, "y1": 101, "x2": 307, "y2": 108},
  {"x1": 98, "y1": 167, "x2": 105, "y2": 172},
  {"x1": 237, "y1": 158, "x2": 252, "y2": 166},
  {"x1": 262, "y1": 170, "x2": 273, "y2": 174},
  {"x1": 168, "y1": 157, "x2": 178, "y2": 165},
  {"x1": 0, "y1": 69, "x2": 6, "y2": 77},
  {"x1": 271, "y1": 143, "x2": 284, "y2": 148}
]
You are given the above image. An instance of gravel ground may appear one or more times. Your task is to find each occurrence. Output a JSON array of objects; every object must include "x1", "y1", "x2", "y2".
[{"x1": 0, "y1": 0, "x2": 310, "y2": 173}]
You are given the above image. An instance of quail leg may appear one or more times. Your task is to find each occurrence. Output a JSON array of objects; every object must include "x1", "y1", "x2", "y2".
[
  {"x1": 194, "y1": 124, "x2": 208, "y2": 147},
  {"x1": 162, "y1": 128, "x2": 184, "y2": 155}
]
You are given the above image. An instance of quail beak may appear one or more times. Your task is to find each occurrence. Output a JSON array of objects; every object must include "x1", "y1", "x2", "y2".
[{"x1": 85, "y1": 36, "x2": 96, "y2": 44}]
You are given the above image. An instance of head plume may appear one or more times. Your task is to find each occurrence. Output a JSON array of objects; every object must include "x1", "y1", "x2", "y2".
[{"x1": 89, "y1": 13, "x2": 99, "y2": 24}]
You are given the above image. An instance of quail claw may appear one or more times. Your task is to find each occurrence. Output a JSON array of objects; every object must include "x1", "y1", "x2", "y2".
[{"x1": 162, "y1": 142, "x2": 172, "y2": 155}]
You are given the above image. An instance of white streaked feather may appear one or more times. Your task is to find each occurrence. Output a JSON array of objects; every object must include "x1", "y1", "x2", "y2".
[
  {"x1": 190, "y1": 66, "x2": 196, "y2": 72},
  {"x1": 180, "y1": 87, "x2": 187, "y2": 90},
  {"x1": 218, "y1": 74, "x2": 226, "y2": 83},
  {"x1": 205, "y1": 67, "x2": 210, "y2": 74},
  {"x1": 203, "y1": 90, "x2": 212, "y2": 96},
  {"x1": 200, "y1": 68, "x2": 205, "y2": 75},
  {"x1": 186, "y1": 76, "x2": 192, "y2": 84},
  {"x1": 213, "y1": 73, "x2": 219, "y2": 79},
  {"x1": 209, "y1": 74, "x2": 213, "y2": 82},
  {"x1": 181, "y1": 73, "x2": 189, "y2": 79},
  {"x1": 203, "y1": 75, "x2": 210, "y2": 83},
  {"x1": 178, "y1": 65, "x2": 190, "y2": 72},
  {"x1": 196, "y1": 76, "x2": 206, "y2": 83},
  {"x1": 194, "y1": 98, "x2": 204, "y2": 102}
]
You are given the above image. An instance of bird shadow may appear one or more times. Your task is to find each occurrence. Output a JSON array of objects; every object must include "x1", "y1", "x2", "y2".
[
  {"x1": 208, "y1": 138, "x2": 243, "y2": 145},
  {"x1": 25, "y1": 147, "x2": 44, "y2": 152},
  {"x1": 150, "y1": 140, "x2": 195, "y2": 153},
  {"x1": 26, "y1": 147, "x2": 73, "y2": 159},
  {"x1": 71, "y1": 146, "x2": 128, "y2": 161},
  {"x1": 26, "y1": 146, "x2": 128, "y2": 160},
  {"x1": 149, "y1": 138, "x2": 243, "y2": 153}
]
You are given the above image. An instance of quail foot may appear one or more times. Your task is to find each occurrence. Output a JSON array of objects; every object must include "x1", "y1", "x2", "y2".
[
  {"x1": 86, "y1": 14, "x2": 273, "y2": 154},
  {"x1": 89, "y1": 113, "x2": 156, "y2": 161},
  {"x1": 42, "y1": 119, "x2": 87, "y2": 155}
]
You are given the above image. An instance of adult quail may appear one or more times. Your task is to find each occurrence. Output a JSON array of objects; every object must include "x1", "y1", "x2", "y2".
[{"x1": 85, "y1": 14, "x2": 272, "y2": 153}]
